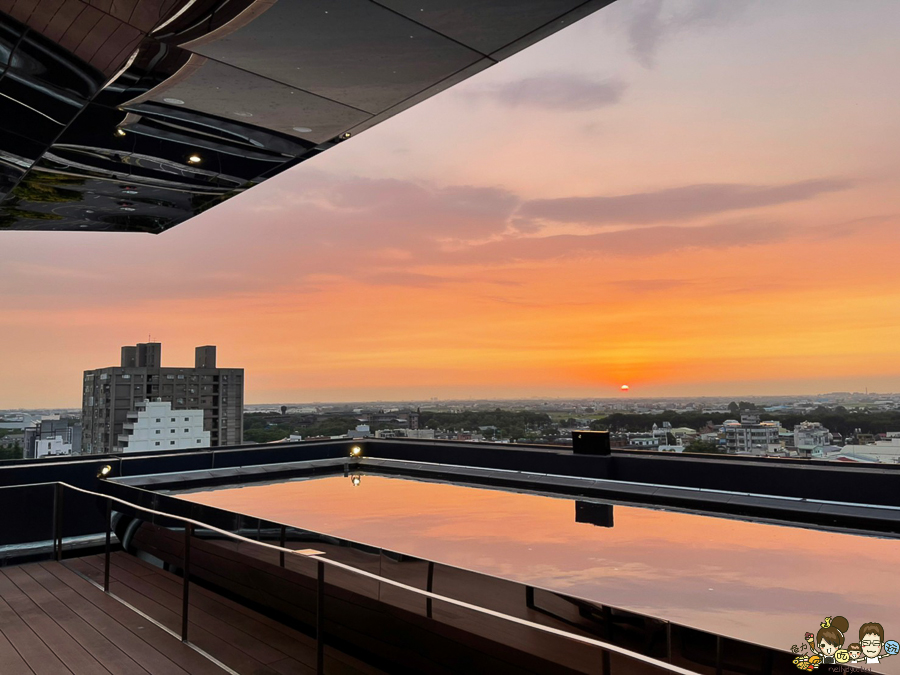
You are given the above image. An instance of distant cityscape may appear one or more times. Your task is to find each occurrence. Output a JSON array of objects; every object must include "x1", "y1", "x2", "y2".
[{"x1": 5, "y1": 354, "x2": 900, "y2": 464}]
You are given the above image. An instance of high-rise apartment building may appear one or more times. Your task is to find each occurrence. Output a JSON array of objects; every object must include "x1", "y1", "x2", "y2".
[{"x1": 82, "y1": 343, "x2": 243, "y2": 454}]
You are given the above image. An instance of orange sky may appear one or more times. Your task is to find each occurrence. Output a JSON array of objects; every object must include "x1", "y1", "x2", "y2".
[{"x1": 2, "y1": 0, "x2": 900, "y2": 407}]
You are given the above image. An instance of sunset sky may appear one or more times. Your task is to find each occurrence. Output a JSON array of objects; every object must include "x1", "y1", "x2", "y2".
[{"x1": 3, "y1": 0, "x2": 900, "y2": 407}]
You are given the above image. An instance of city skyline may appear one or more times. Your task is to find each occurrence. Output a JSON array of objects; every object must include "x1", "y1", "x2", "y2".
[{"x1": 3, "y1": 0, "x2": 900, "y2": 407}]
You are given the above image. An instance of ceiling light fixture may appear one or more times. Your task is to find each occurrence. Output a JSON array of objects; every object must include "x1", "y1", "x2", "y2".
[
  {"x1": 163, "y1": 97, "x2": 184, "y2": 105},
  {"x1": 233, "y1": 111, "x2": 253, "y2": 117},
  {"x1": 115, "y1": 128, "x2": 126, "y2": 137},
  {"x1": 293, "y1": 126, "x2": 312, "y2": 133},
  {"x1": 187, "y1": 154, "x2": 202, "y2": 164}
]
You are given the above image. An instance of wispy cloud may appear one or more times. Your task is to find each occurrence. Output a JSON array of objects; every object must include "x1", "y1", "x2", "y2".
[
  {"x1": 442, "y1": 219, "x2": 789, "y2": 265},
  {"x1": 464, "y1": 75, "x2": 627, "y2": 111},
  {"x1": 623, "y1": 0, "x2": 752, "y2": 68},
  {"x1": 518, "y1": 179, "x2": 852, "y2": 226}
]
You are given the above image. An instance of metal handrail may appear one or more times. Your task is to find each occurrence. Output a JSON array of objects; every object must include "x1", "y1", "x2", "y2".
[{"x1": 56, "y1": 481, "x2": 702, "y2": 675}]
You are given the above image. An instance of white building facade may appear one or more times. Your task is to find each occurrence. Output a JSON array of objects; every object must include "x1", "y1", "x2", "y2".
[
  {"x1": 723, "y1": 415, "x2": 782, "y2": 453},
  {"x1": 793, "y1": 422, "x2": 831, "y2": 449},
  {"x1": 118, "y1": 400, "x2": 210, "y2": 453},
  {"x1": 35, "y1": 435, "x2": 73, "y2": 458}
]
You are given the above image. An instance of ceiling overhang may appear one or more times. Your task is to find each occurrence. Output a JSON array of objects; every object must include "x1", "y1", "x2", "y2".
[{"x1": 0, "y1": 0, "x2": 614, "y2": 234}]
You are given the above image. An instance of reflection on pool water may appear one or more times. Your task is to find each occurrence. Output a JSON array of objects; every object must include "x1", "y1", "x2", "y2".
[{"x1": 178, "y1": 474, "x2": 900, "y2": 668}]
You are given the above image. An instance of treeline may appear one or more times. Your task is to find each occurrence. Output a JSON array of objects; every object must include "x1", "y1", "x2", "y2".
[
  {"x1": 243, "y1": 413, "x2": 362, "y2": 444},
  {"x1": 589, "y1": 408, "x2": 900, "y2": 438},
  {"x1": 419, "y1": 409, "x2": 556, "y2": 443},
  {"x1": 0, "y1": 429, "x2": 23, "y2": 460},
  {"x1": 0, "y1": 445, "x2": 23, "y2": 460},
  {"x1": 590, "y1": 412, "x2": 731, "y2": 432},
  {"x1": 419, "y1": 409, "x2": 552, "y2": 431}
]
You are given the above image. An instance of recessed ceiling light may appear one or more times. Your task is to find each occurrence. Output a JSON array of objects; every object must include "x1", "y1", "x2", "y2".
[
  {"x1": 187, "y1": 154, "x2": 202, "y2": 164},
  {"x1": 115, "y1": 128, "x2": 126, "y2": 137},
  {"x1": 293, "y1": 127, "x2": 312, "y2": 133},
  {"x1": 233, "y1": 112, "x2": 253, "y2": 117},
  {"x1": 163, "y1": 97, "x2": 184, "y2": 105}
]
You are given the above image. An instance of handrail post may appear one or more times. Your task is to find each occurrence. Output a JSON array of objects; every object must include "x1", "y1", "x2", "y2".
[
  {"x1": 279, "y1": 526, "x2": 286, "y2": 568},
  {"x1": 104, "y1": 498, "x2": 112, "y2": 592},
  {"x1": 316, "y1": 559, "x2": 325, "y2": 675},
  {"x1": 603, "y1": 604, "x2": 613, "y2": 674},
  {"x1": 667, "y1": 622, "x2": 673, "y2": 662},
  {"x1": 54, "y1": 483, "x2": 63, "y2": 561},
  {"x1": 426, "y1": 561, "x2": 434, "y2": 619},
  {"x1": 715, "y1": 635, "x2": 722, "y2": 675},
  {"x1": 182, "y1": 523, "x2": 193, "y2": 642}
]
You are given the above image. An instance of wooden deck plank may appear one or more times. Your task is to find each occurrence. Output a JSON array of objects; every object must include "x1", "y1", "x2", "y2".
[
  {"x1": 26, "y1": 563, "x2": 197, "y2": 675},
  {"x1": 0, "y1": 624, "x2": 37, "y2": 675},
  {"x1": 0, "y1": 593, "x2": 69, "y2": 675},
  {"x1": 3, "y1": 565, "x2": 149, "y2": 675},
  {"x1": 118, "y1": 551, "x2": 312, "y2": 640},
  {"x1": 0, "y1": 570, "x2": 107, "y2": 675},
  {"x1": 42, "y1": 562, "x2": 224, "y2": 675},
  {"x1": 69, "y1": 556, "x2": 284, "y2": 675},
  {"x1": 268, "y1": 655, "x2": 315, "y2": 675},
  {"x1": 79, "y1": 554, "x2": 291, "y2": 665},
  {"x1": 109, "y1": 553, "x2": 383, "y2": 675},
  {"x1": 118, "y1": 556, "x2": 321, "y2": 664}
]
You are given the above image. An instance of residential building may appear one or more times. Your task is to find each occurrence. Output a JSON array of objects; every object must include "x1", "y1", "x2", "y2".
[
  {"x1": 723, "y1": 415, "x2": 781, "y2": 453},
  {"x1": 82, "y1": 343, "x2": 243, "y2": 454},
  {"x1": 24, "y1": 419, "x2": 82, "y2": 458},
  {"x1": 793, "y1": 421, "x2": 831, "y2": 450},
  {"x1": 348, "y1": 425, "x2": 371, "y2": 439},
  {"x1": 374, "y1": 429, "x2": 436, "y2": 440},
  {"x1": 627, "y1": 435, "x2": 660, "y2": 449},
  {"x1": 357, "y1": 410, "x2": 419, "y2": 430},
  {"x1": 117, "y1": 401, "x2": 210, "y2": 453}
]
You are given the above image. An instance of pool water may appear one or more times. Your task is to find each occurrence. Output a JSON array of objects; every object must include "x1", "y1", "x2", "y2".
[{"x1": 178, "y1": 474, "x2": 900, "y2": 668}]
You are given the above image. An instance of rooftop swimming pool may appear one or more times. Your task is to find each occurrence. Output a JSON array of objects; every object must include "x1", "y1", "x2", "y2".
[{"x1": 177, "y1": 473, "x2": 900, "y2": 669}]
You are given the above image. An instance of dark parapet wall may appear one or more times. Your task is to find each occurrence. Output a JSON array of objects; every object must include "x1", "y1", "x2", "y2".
[{"x1": 0, "y1": 0, "x2": 616, "y2": 233}]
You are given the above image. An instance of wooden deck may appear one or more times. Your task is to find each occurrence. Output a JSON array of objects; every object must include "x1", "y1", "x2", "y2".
[{"x1": 0, "y1": 554, "x2": 383, "y2": 675}]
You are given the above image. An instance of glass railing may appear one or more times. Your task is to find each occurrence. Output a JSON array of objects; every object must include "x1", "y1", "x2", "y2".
[{"x1": 46, "y1": 481, "x2": 708, "y2": 675}]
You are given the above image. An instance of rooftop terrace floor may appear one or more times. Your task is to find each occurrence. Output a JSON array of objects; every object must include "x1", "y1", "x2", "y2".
[{"x1": 0, "y1": 553, "x2": 381, "y2": 675}]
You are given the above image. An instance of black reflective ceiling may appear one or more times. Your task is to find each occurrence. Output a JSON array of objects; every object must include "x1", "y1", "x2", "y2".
[{"x1": 0, "y1": 0, "x2": 614, "y2": 234}]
